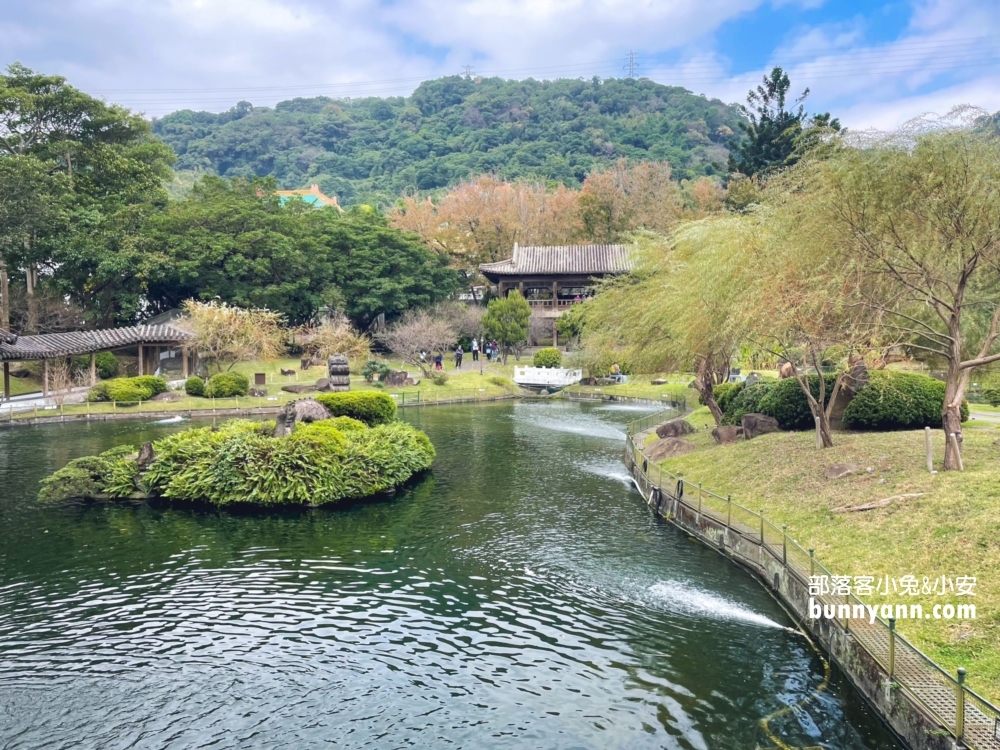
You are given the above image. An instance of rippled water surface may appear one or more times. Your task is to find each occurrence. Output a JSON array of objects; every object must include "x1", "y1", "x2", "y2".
[{"x1": 0, "y1": 402, "x2": 901, "y2": 749}]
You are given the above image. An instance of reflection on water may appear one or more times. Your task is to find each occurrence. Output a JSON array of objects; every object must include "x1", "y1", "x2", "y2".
[{"x1": 0, "y1": 402, "x2": 901, "y2": 749}]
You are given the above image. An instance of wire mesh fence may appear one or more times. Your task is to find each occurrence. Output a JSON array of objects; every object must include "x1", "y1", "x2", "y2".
[{"x1": 625, "y1": 408, "x2": 1000, "y2": 749}]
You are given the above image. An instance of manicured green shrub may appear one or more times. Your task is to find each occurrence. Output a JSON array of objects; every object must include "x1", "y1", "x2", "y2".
[
  {"x1": 757, "y1": 375, "x2": 837, "y2": 431},
  {"x1": 185, "y1": 376, "x2": 205, "y2": 397},
  {"x1": 40, "y1": 417, "x2": 436, "y2": 507},
  {"x1": 982, "y1": 384, "x2": 1000, "y2": 407},
  {"x1": 204, "y1": 371, "x2": 250, "y2": 398},
  {"x1": 315, "y1": 391, "x2": 397, "y2": 426},
  {"x1": 431, "y1": 372, "x2": 449, "y2": 386},
  {"x1": 843, "y1": 371, "x2": 969, "y2": 430},
  {"x1": 87, "y1": 376, "x2": 167, "y2": 403},
  {"x1": 38, "y1": 445, "x2": 137, "y2": 502},
  {"x1": 95, "y1": 352, "x2": 119, "y2": 379},
  {"x1": 488, "y1": 375, "x2": 511, "y2": 388},
  {"x1": 724, "y1": 381, "x2": 776, "y2": 426},
  {"x1": 710, "y1": 382, "x2": 743, "y2": 413},
  {"x1": 533, "y1": 347, "x2": 562, "y2": 368},
  {"x1": 361, "y1": 360, "x2": 392, "y2": 383},
  {"x1": 132, "y1": 376, "x2": 168, "y2": 397}
]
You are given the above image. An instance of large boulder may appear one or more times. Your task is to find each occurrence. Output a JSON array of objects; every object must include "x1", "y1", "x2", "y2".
[
  {"x1": 741, "y1": 413, "x2": 780, "y2": 439},
  {"x1": 646, "y1": 437, "x2": 697, "y2": 461},
  {"x1": 136, "y1": 441, "x2": 156, "y2": 471},
  {"x1": 384, "y1": 370, "x2": 409, "y2": 387},
  {"x1": 779, "y1": 362, "x2": 794, "y2": 379},
  {"x1": 315, "y1": 377, "x2": 331, "y2": 392},
  {"x1": 273, "y1": 398, "x2": 329, "y2": 437},
  {"x1": 151, "y1": 391, "x2": 185, "y2": 402},
  {"x1": 655, "y1": 419, "x2": 695, "y2": 439},
  {"x1": 281, "y1": 383, "x2": 317, "y2": 394},
  {"x1": 712, "y1": 425, "x2": 743, "y2": 445}
]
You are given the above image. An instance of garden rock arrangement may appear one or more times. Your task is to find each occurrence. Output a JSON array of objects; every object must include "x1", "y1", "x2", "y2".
[
  {"x1": 655, "y1": 419, "x2": 695, "y2": 439},
  {"x1": 38, "y1": 392, "x2": 435, "y2": 508},
  {"x1": 646, "y1": 437, "x2": 697, "y2": 460}
]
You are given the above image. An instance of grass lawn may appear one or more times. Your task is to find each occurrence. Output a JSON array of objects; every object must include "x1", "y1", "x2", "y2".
[
  {"x1": 5, "y1": 375, "x2": 42, "y2": 397},
  {"x1": 563, "y1": 372, "x2": 699, "y2": 406},
  {"x1": 649, "y1": 421, "x2": 1000, "y2": 702}
]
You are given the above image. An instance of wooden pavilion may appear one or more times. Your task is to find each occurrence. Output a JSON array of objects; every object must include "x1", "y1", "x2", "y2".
[
  {"x1": 479, "y1": 243, "x2": 634, "y2": 344},
  {"x1": 0, "y1": 324, "x2": 192, "y2": 400}
]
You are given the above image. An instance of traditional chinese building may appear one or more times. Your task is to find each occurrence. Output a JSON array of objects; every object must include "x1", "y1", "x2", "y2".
[{"x1": 479, "y1": 243, "x2": 634, "y2": 343}]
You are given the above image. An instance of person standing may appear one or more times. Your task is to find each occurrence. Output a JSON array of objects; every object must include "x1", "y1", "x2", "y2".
[
  {"x1": 454, "y1": 345, "x2": 464, "y2": 369},
  {"x1": 471, "y1": 337, "x2": 479, "y2": 362}
]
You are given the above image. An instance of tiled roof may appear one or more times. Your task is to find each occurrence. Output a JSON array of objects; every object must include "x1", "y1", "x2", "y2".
[
  {"x1": 0, "y1": 325, "x2": 192, "y2": 361},
  {"x1": 0, "y1": 328, "x2": 15, "y2": 345},
  {"x1": 479, "y1": 244, "x2": 633, "y2": 278}
]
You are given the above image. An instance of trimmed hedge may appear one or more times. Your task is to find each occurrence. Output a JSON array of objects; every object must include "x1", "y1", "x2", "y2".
[
  {"x1": 710, "y1": 382, "x2": 743, "y2": 414},
  {"x1": 38, "y1": 418, "x2": 435, "y2": 507},
  {"x1": 204, "y1": 372, "x2": 249, "y2": 398},
  {"x1": 724, "y1": 381, "x2": 775, "y2": 426},
  {"x1": 843, "y1": 371, "x2": 969, "y2": 430},
  {"x1": 533, "y1": 347, "x2": 562, "y2": 368},
  {"x1": 185, "y1": 376, "x2": 205, "y2": 397},
  {"x1": 87, "y1": 376, "x2": 167, "y2": 403},
  {"x1": 95, "y1": 353, "x2": 120, "y2": 380},
  {"x1": 316, "y1": 391, "x2": 397, "y2": 426},
  {"x1": 757, "y1": 375, "x2": 838, "y2": 431}
]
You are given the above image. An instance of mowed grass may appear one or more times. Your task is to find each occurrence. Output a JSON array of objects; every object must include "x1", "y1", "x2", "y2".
[
  {"x1": 651, "y1": 422, "x2": 1000, "y2": 702},
  {"x1": 3, "y1": 357, "x2": 513, "y2": 421}
]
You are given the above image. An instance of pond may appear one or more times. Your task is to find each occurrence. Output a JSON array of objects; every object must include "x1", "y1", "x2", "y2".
[{"x1": 0, "y1": 401, "x2": 902, "y2": 749}]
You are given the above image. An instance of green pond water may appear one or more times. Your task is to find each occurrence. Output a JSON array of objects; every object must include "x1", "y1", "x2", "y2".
[{"x1": 0, "y1": 401, "x2": 902, "y2": 749}]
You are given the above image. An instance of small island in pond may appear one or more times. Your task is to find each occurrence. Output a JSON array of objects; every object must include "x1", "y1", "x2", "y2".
[{"x1": 38, "y1": 392, "x2": 435, "y2": 507}]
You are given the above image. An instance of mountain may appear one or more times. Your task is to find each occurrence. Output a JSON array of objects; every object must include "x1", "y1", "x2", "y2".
[{"x1": 152, "y1": 75, "x2": 746, "y2": 205}]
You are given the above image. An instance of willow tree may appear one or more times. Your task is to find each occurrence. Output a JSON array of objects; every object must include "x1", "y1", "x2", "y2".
[
  {"x1": 583, "y1": 228, "x2": 746, "y2": 424},
  {"x1": 733, "y1": 185, "x2": 880, "y2": 449},
  {"x1": 806, "y1": 130, "x2": 1000, "y2": 469}
]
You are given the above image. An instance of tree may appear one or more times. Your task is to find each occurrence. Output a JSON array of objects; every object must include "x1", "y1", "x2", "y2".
[
  {"x1": 727, "y1": 66, "x2": 838, "y2": 178},
  {"x1": 578, "y1": 159, "x2": 683, "y2": 241},
  {"x1": 0, "y1": 63, "x2": 174, "y2": 328},
  {"x1": 181, "y1": 300, "x2": 285, "y2": 374},
  {"x1": 731, "y1": 181, "x2": 879, "y2": 448},
  {"x1": 482, "y1": 291, "x2": 531, "y2": 364},
  {"x1": 806, "y1": 130, "x2": 1000, "y2": 469},
  {"x1": 299, "y1": 315, "x2": 371, "y2": 362},
  {"x1": 583, "y1": 230, "x2": 741, "y2": 424},
  {"x1": 380, "y1": 309, "x2": 456, "y2": 377}
]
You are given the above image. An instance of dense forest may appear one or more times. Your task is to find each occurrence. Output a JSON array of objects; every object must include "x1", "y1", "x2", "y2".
[{"x1": 153, "y1": 76, "x2": 745, "y2": 205}]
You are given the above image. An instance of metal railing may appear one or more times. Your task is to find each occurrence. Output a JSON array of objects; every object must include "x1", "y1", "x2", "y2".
[{"x1": 625, "y1": 408, "x2": 1000, "y2": 750}]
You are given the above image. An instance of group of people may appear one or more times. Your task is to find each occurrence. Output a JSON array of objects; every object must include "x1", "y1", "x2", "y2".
[{"x1": 429, "y1": 338, "x2": 503, "y2": 371}]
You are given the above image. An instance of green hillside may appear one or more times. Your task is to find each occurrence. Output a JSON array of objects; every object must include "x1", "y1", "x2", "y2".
[{"x1": 152, "y1": 76, "x2": 745, "y2": 205}]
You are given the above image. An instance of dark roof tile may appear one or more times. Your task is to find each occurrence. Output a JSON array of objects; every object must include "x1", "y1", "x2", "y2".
[
  {"x1": 0, "y1": 325, "x2": 191, "y2": 361},
  {"x1": 479, "y1": 244, "x2": 633, "y2": 278}
]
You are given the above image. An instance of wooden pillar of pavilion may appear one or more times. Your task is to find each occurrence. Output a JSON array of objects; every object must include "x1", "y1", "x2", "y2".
[
  {"x1": 137, "y1": 345, "x2": 144, "y2": 376},
  {"x1": 552, "y1": 281, "x2": 559, "y2": 346},
  {"x1": 3, "y1": 362, "x2": 9, "y2": 401},
  {"x1": 43, "y1": 360, "x2": 49, "y2": 397},
  {"x1": 90, "y1": 353, "x2": 96, "y2": 386},
  {"x1": 181, "y1": 348, "x2": 189, "y2": 378}
]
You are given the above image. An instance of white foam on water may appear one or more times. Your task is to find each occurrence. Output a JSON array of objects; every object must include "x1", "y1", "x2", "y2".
[
  {"x1": 154, "y1": 416, "x2": 186, "y2": 424},
  {"x1": 594, "y1": 403, "x2": 665, "y2": 413},
  {"x1": 577, "y1": 460, "x2": 633, "y2": 484},
  {"x1": 516, "y1": 411, "x2": 626, "y2": 441},
  {"x1": 647, "y1": 581, "x2": 785, "y2": 630}
]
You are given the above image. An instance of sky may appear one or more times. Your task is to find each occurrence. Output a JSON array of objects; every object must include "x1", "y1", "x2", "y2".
[{"x1": 3, "y1": 0, "x2": 1000, "y2": 130}]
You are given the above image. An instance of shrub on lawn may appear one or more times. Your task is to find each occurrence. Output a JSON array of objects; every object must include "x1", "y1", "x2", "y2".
[
  {"x1": 315, "y1": 391, "x2": 397, "y2": 426},
  {"x1": 488, "y1": 375, "x2": 511, "y2": 388},
  {"x1": 40, "y1": 418, "x2": 436, "y2": 508},
  {"x1": 185, "y1": 376, "x2": 205, "y2": 397},
  {"x1": 204, "y1": 372, "x2": 250, "y2": 398},
  {"x1": 757, "y1": 375, "x2": 837, "y2": 431},
  {"x1": 87, "y1": 376, "x2": 167, "y2": 403},
  {"x1": 724, "y1": 381, "x2": 776, "y2": 426},
  {"x1": 710, "y1": 382, "x2": 743, "y2": 413},
  {"x1": 843, "y1": 371, "x2": 969, "y2": 430},
  {"x1": 431, "y1": 372, "x2": 449, "y2": 386},
  {"x1": 95, "y1": 353, "x2": 119, "y2": 379},
  {"x1": 533, "y1": 347, "x2": 562, "y2": 368}
]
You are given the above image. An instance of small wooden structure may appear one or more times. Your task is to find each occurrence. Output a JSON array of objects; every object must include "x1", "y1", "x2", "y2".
[
  {"x1": 326, "y1": 355, "x2": 351, "y2": 393},
  {"x1": 479, "y1": 243, "x2": 633, "y2": 345},
  {"x1": 0, "y1": 324, "x2": 192, "y2": 400}
]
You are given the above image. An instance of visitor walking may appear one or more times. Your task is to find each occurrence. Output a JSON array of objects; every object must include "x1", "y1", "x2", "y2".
[
  {"x1": 471, "y1": 337, "x2": 479, "y2": 361},
  {"x1": 454, "y1": 345, "x2": 463, "y2": 369},
  {"x1": 434, "y1": 352, "x2": 443, "y2": 371}
]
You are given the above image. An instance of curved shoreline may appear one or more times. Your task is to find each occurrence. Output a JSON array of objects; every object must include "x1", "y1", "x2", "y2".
[{"x1": 623, "y1": 414, "x2": 976, "y2": 750}]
